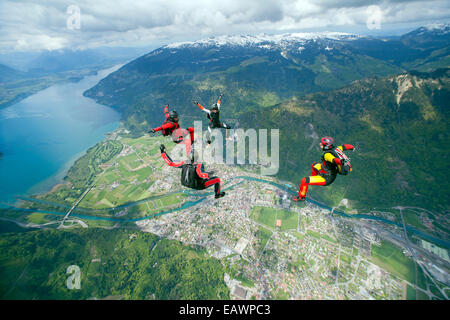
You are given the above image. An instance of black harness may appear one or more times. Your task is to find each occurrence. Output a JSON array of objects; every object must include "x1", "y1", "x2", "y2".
[
  {"x1": 181, "y1": 164, "x2": 204, "y2": 190},
  {"x1": 321, "y1": 147, "x2": 352, "y2": 178},
  {"x1": 207, "y1": 110, "x2": 221, "y2": 126}
]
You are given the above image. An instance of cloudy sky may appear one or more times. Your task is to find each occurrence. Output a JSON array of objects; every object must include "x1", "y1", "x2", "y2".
[{"x1": 0, "y1": 0, "x2": 449, "y2": 53}]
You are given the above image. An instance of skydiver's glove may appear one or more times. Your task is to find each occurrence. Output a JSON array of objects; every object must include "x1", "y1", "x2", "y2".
[
  {"x1": 149, "y1": 129, "x2": 156, "y2": 134},
  {"x1": 352, "y1": 147, "x2": 356, "y2": 151},
  {"x1": 192, "y1": 100, "x2": 199, "y2": 105},
  {"x1": 218, "y1": 93, "x2": 224, "y2": 99},
  {"x1": 160, "y1": 144, "x2": 166, "y2": 153}
]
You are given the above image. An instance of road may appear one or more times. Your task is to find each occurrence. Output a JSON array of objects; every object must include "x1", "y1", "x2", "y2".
[{"x1": 59, "y1": 185, "x2": 94, "y2": 227}]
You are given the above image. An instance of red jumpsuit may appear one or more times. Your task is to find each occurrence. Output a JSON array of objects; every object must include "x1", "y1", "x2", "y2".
[
  {"x1": 161, "y1": 152, "x2": 222, "y2": 196},
  {"x1": 152, "y1": 105, "x2": 195, "y2": 154}
]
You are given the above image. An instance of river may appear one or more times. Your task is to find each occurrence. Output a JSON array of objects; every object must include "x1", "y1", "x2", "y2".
[{"x1": 0, "y1": 65, "x2": 122, "y2": 203}]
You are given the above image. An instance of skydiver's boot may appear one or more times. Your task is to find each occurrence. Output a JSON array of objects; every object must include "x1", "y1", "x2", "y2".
[
  {"x1": 215, "y1": 192, "x2": 226, "y2": 199},
  {"x1": 293, "y1": 177, "x2": 308, "y2": 201}
]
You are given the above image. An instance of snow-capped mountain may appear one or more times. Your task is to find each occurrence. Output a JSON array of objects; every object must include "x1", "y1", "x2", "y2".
[
  {"x1": 421, "y1": 23, "x2": 450, "y2": 34},
  {"x1": 401, "y1": 23, "x2": 450, "y2": 47},
  {"x1": 164, "y1": 32, "x2": 362, "y2": 50}
]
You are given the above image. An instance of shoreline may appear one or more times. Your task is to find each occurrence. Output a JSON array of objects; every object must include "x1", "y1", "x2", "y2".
[
  {"x1": 28, "y1": 125, "x2": 123, "y2": 200},
  {"x1": 0, "y1": 64, "x2": 124, "y2": 205}
]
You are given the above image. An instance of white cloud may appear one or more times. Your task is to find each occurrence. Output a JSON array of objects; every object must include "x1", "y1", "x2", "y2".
[
  {"x1": 14, "y1": 34, "x2": 69, "y2": 51},
  {"x1": 0, "y1": 0, "x2": 449, "y2": 53}
]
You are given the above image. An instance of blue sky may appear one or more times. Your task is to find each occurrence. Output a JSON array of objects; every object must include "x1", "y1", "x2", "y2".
[{"x1": 0, "y1": 0, "x2": 449, "y2": 53}]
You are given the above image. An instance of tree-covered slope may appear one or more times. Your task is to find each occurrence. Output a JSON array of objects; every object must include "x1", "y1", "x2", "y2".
[
  {"x1": 0, "y1": 228, "x2": 229, "y2": 299},
  {"x1": 238, "y1": 68, "x2": 450, "y2": 213}
]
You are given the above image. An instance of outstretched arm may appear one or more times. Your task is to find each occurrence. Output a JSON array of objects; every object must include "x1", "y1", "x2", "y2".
[
  {"x1": 148, "y1": 106, "x2": 170, "y2": 133},
  {"x1": 216, "y1": 93, "x2": 223, "y2": 110},
  {"x1": 160, "y1": 144, "x2": 184, "y2": 167},
  {"x1": 193, "y1": 100, "x2": 211, "y2": 115},
  {"x1": 152, "y1": 121, "x2": 176, "y2": 133}
]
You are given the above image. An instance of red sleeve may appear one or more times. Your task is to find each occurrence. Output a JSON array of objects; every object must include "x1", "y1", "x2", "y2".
[
  {"x1": 164, "y1": 105, "x2": 169, "y2": 119},
  {"x1": 153, "y1": 122, "x2": 173, "y2": 132},
  {"x1": 161, "y1": 122, "x2": 175, "y2": 130},
  {"x1": 333, "y1": 157, "x2": 342, "y2": 166},
  {"x1": 161, "y1": 152, "x2": 184, "y2": 167},
  {"x1": 196, "y1": 163, "x2": 209, "y2": 178},
  {"x1": 343, "y1": 144, "x2": 354, "y2": 151}
]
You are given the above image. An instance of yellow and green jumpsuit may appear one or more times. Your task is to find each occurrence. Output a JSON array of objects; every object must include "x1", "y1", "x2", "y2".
[{"x1": 297, "y1": 144, "x2": 354, "y2": 199}]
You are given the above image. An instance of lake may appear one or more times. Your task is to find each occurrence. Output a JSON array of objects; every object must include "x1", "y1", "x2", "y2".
[{"x1": 0, "y1": 65, "x2": 122, "y2": 204}]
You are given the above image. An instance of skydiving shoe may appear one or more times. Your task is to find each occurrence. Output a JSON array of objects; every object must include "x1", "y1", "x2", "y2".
[
  {"x1": 215, "y1": 192, "x2": 226, "y2": 199},
  {"x1": 293, "y1": 196, "x2": 305, "y2": 202}
]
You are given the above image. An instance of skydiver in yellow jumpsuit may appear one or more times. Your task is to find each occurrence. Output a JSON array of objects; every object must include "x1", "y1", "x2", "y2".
[{"x1": 293, "y1": 136, "x2": 355, "y2": 201}]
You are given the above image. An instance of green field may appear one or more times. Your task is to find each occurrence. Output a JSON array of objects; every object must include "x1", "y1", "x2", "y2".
[
  {"x1": 276, "y1": 209, "x2": 298, "y2": 231},
  {"x1": 26, "y1": 213, "x2": 49, "y2": 224},
  {"x1": 371, "y1": 240, "x2": 416, "y2": 283},
  {"x1": 306, "y1": 229, "x2": 322, "y2": 240},
  {"x1": 250, "y1": 206, "x2": 298, "y2": 230},
  {"x1": 272, "y1": 289, "x2": 290, "y2": 300},
  {"x1": 250, "y1": 206, "x2": 277, "y2": 228},
  {"x1": 407, "y1": 285, "x2": 430, "y2": 300},
  {"x1": 402, "y1": 210, "x2": 427, "y2": 232}
]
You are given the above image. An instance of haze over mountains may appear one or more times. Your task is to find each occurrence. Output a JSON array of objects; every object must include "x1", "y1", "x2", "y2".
[
  {"x1": 0, "y1": 46, "x2": 151, "y2": 74},
  {"x1": 0, "y1": 46, "x2": 152, "y2": 109},
  {"x1": 82, "y1": 25, "x2": 450, "y2": 216}
]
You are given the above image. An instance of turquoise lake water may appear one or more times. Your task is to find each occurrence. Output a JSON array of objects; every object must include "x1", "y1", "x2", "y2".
[{"x1": 0, "y1": 65, "x2": 122, "y2": 203}]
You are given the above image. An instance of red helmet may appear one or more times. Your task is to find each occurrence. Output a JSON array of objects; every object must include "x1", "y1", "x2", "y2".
[{"x1": 321, "y1": 136, "x2": 335, "y2": 150}]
